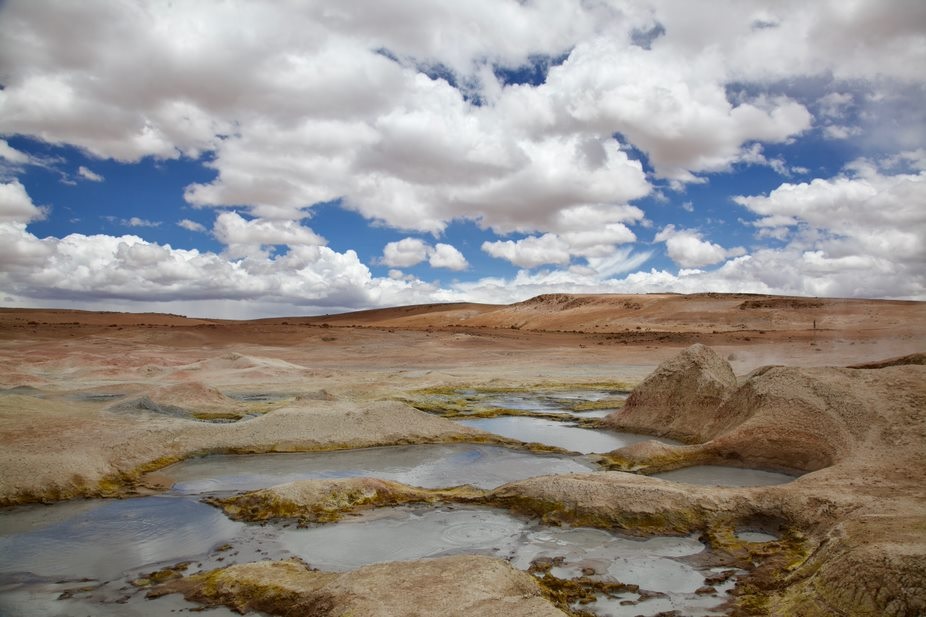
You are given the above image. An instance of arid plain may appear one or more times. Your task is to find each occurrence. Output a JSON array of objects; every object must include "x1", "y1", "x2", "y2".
[{"x1": 1, "y1": 293, "x2": 923, "y2": 616}]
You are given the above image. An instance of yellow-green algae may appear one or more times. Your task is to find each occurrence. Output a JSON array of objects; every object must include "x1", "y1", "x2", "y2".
[
  {"x1": 526, "y1": 556, "x2": 641, "y2": 617},
  {"x1": 153, "y1": 559, "x2": 338, "y2": 616},
  {"x1": 597, "y1": 445, "x2": 712, "y2": 474},
  {"x1": 131, "y1": 561, "x2": 192, "y2": 588},
  {"x1": 701, "y1": 519, "x2": 816, "y2": 616},
  {"x1": 400, "y1": 381, "x2": 633, "y2": 421}
]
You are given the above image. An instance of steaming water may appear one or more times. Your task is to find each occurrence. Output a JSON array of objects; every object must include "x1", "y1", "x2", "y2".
[{"x1": 457, "y1": 417, "x2": 665, "y2": 454}]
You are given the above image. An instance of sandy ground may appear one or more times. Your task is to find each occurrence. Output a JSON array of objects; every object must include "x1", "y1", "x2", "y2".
[{"x1": 0, "y1": 293, "x2": 924, "y2": 615}]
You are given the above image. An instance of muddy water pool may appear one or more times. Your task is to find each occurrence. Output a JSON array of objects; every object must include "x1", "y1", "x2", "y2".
[{"x1": 652, "y1": 465, "x2": 797, "y2": 487}]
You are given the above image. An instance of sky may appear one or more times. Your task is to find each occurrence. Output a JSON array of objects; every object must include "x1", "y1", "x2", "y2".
[{"x1": 0, "y1": 1, "x2": 924, "y2": 318}]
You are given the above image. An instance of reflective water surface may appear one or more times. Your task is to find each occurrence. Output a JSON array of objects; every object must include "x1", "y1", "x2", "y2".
[
  {"x1": 0, "y1": 497, "x2": 242, "y2": 581},
  {"x1": 652, "y1": 465, "x2": 797, "y2": 487},
  {"x1": 162, "y1": 443, "x2": 596, "y2": 494},
  {"x1": 457, "y1": 417, "x2": 667, "y2": 454}
]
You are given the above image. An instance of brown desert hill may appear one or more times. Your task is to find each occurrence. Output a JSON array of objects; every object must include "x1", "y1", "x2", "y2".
[
  {"x1": 0, "y1": 307, "x2": 218, "y2": 327},
  {"x1": 293, "y1": 292, "x2": 925, "y2": 337},
  {"x1": 3, "y1": 293, "x2": 923, "y2": 339},
  {"x1": 259, "y1": 302, "x2": 502, "y2": 327}
]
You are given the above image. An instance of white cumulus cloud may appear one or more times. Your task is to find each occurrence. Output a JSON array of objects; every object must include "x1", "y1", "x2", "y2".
[
  {"x1": 0, "y1": 140, "x2": 29, "y2": 165},
  {"x1": 124, "y1": 217, "x2": 160, "y2": 228},
  {"x1": 428, "y1": 243, "x2": 468, "y2": 271},
  {"x1": 213, "y1": 211, "x2": 326, "y2": 259},
  {"x1": 734, "y1": 157, "x2": 926, "y2": 275},
  {"x1": 0, "y1": 0, "x2": 924, "y2": 312},
  {"x1": 482, "y1": 234, "x2": 571, "y2": 269},
  {"x1": 0, "y1": 180, "x2": 46, "y2": 223},
  {"x1": 654, "y1": 225, "x2": 746, "y2": 268},
  {"x1": 381, "y1": 238, "x2": 431, "y2": 268},
  {"x1": 381, "y1": 237, "x2": 469, "y2": 271}
]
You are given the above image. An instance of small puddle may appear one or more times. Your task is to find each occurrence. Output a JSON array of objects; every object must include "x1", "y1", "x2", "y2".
[
  {"x1": 70, "y1": 392, "x2": 127, "y2": 402},
  {"x1": 652, "y1": 465, "x2": 797, "y2": 487},
  {"x1": 225, "y1": 391, "x2": 292, "y2": 402},
  {"x1": 735, "y1": 530, "x2": 779, "y2": 543},
  {"x1": 160, "y1": 443, "x2": 596, "y2": 494},
  {"x1": 457, "y1": 417, "x2": 668, "y2": 454},
  {"x1": 0, "y1": 584, "x2": 242, "y2": 617}
]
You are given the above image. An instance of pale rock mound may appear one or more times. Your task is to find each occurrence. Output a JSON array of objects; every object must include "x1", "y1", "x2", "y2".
[
  {"x1": 158, "y1": 555, "x2": 566, "y2": 617},
  {"x1": 592, "y1": 345, "x2": 926, "y2": 615},
  {"x1": 604, "y1": 343, "x2": 739, "y2": 441}
]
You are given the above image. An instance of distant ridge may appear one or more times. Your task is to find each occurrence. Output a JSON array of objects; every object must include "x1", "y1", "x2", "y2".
[{"x1": 4, "y1": 293, "x2": 920, "y2": 336}]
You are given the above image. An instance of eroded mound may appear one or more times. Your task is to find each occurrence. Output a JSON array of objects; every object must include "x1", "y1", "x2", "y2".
[
  {"x1": 597, "y1": 345, "x2": 926, "y2": 616},
  {"x1": 154, "y1": 555, "x2": 566, "y2": 617},
  {"x1": 605, "y1": 343, "x2": 739, "y2": 442}
]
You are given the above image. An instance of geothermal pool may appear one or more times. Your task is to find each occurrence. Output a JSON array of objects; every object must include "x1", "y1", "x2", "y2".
[
  {"x1": 0, "y1": 499, "x2": 735, "y2": 617},
  {"x1": 0, "y1": 442, "x2": 742, "y2": 617},
  {"x1": 0, "y1": 389, "x2": 795, "y2": 617}
]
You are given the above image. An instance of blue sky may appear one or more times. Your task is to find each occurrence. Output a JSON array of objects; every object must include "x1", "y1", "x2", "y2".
[{"x1": 1, "y1": 1, "x2": 924, "y2": 318}]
